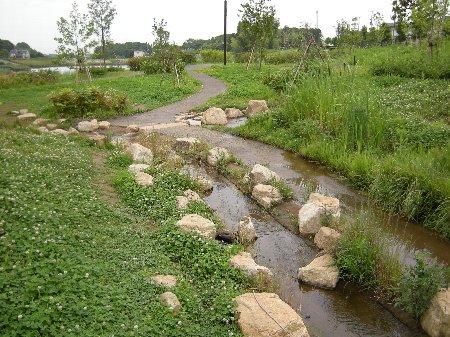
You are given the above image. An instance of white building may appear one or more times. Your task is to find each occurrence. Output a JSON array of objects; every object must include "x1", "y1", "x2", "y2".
[
  {"x1": 9, "y1": 49, "x2": 30, "y2": 59},
  {"x1": 133, "y1": 51, "x2": 145, "y2": 57}
]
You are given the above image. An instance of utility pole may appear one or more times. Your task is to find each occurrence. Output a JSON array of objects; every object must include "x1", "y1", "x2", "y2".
[
  {"x1": 316, "y1": 10, "x2": 318, "y2": 29},
  {"x1": 224, "y1": 0, "x2": 227, "y2": 65}
]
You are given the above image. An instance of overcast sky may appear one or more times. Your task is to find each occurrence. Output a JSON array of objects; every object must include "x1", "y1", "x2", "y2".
[{"x1": 0, "y1": 0, "x2": 393, "y2": 54}]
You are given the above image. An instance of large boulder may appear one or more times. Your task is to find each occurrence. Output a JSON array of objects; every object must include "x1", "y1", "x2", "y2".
[
  {"x1": 184, "y1": 189, "x2": 203, "y2": 203},
  {"x1": 196, "y1": 176, "x2": 213, "y2": 192},
  {"x1": 298, "y1": 254, "x2": 339, "y2": 289},
  {"x1": 308, "y1": 193, "x2": 340, "y2": 215},
  {"x1": 127, "y1": 124, "x2": 140, "y2": 133},
  {"x1": 86, "y1": 134, "x2": 106, "y2": 146},
  {"x1": 77, "y1": 121, "x2": 96, "y2": 132},
  {"x1": 238, "y1": 216, "x2": 256, "y2": 245},
  {"x1": 151, "y1": 275, "x2": 177, "y2": 288},
  {"x1": 207, "y1": 147, "x2": 230, "y2": 166},
  {"x1": 234, "y1": 292, "x2": 310, "y2": 337},
  {"x1": 252, "y1": 184, "x2": 282, "y2": 209},
  {"x1": 202, "y1": 107, "x2": 228, "y2": 125},
  {"x1": 128, "y1": 143, "x2": 153, "y2": 164},
  {"x1": 420, "y1": 287, "x2": 450, "y2": 337},
  {"x1": 128, "y1": 164, "x2": 150, "y2": 174},
  {"x1": 175, "y1": 137, "x2": 199, "y2": 152},
  {"x1": 314, "y1": 227, "x2": 341, "y2": 253},
  {"x1": 32, "y1": 118, "x2": 49, "y2": 126},
  {"x1": 246, "y1": 100, "x2": 268, "y2": 117},
  {"x1": 225, "y1": 108, "x2": 244, "y2": 119},
  {"x1": 17, "y1": 113, "x2": 36, "y2": 121},
  {"x1": 51, "y1": 129, "x2": 69, "y2": 136},
  {"x1": 46, "y1": 123, "x2": 58, "y2": 131},
  {"x1": 176, "y1": 214, "x2": 217, "y2": 239},
  {"x1": 176, "y1": 196, "x2": 190, "y2": 210},
  {"x1": 160, "y1": 292, "x2": 182, "y2": 313},
  {"x1": 229, "y1": 252, "x2": 273, "y2": 281},
  {"x1": 134, "y1": 172, "x2": 154, "y2": 187},
  {"x1": 251, "y1": 164, "x2": 280, "y2": 185},
  {"x1": 298, "y1": 202, "x2": 324, "y2": 235},
  {"x1": 98, "y1": 121, "x2": 111, "y2": 130}
]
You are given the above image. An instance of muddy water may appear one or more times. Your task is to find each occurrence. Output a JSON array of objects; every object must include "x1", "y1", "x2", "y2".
[
  {"x1": 280, "y1": 152, "x2": 450, "y2": 266},
  {"x1": 189, "y1": 165, "x2": 423, "y2": 337}
]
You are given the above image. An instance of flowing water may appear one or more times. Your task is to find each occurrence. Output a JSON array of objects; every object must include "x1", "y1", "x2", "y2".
[{"x1": 187, "y1": 165, "x2": 425, "y2": 337}]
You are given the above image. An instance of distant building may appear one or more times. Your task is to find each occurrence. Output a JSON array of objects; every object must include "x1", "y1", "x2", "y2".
[
  {"x1": 9, "y1": 49, "x2": 30, "y2": 59},
  {"x1": 133, "y1": 51, "x2": 145, "y2": 57}
]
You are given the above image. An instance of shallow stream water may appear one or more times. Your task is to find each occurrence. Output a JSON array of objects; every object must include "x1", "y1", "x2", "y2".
[{"x1": 187, "y1": 166, "x2": 424, "y2": 337}]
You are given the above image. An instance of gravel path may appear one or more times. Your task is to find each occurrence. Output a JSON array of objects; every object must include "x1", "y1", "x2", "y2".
[{"x1": 109, "y1": 64, "x2": 227, "y2": 127}]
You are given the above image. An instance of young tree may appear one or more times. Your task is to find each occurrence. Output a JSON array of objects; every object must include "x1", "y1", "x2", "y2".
[
  {"x1": 150, "y1": 19, "x2": 183, "y2": 85},
  {"x1": 55, "y1": 2, "x2": 96, "y2": 83},
  {"x1": 88, "y1": 0, "x2": 116, "y2": 67},
  {"x1": 392, "y1": 0, "x2": 449, "y2": 55},
  {"x1": 239, "y1": 0, "x2": 279, "y2": 70}
]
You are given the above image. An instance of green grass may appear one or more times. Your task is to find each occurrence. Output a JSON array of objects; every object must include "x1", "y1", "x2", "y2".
[
  {"x1": 202, "y1": 50, "x2": 449, "y2": 238},
  {"x1": 335, "y1": 212, "x2": 449, "y2": 320},
  {"x1": 0, "y1": 127, "x2": 250, "y2": 336},
  {"x1": 0, "y1": 72, "x2": 201, "y2": 119},
  {"x1": 196, "y1": 64, "x2": 281, "y2": 111}
]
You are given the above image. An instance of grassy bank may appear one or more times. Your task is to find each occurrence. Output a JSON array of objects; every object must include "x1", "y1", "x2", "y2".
[
  {"x1": 200, "y1": 45, "x2": 450, "y2": 238},
  {"x1": 334, "y1": 212, "x2": 449, "y2": 320},
  {"x1": 0, "y1": 72, "x2": 201, "y2": 120},
  {"x1": 0, "y1": 127, "x2": 250, "y2": 336}
]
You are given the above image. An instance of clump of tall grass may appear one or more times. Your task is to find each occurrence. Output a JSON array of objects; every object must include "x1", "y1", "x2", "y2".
[{"x1": 335, "y1": 212, "x2": 450, "y2": 320}]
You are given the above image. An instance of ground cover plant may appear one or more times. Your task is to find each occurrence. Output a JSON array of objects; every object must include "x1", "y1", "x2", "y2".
[
  {"x1": 0, "y1": 72, "x2": 201, "y2": 119},
  {"x1": 0, "y1": 127, "x2": 250, "y2": 336},
  {"x1": 202, "y1": 41, "x2": 450, "y2": 238}
]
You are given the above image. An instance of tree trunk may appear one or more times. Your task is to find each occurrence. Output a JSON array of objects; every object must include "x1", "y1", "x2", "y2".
[
  {"x1": 246, "y1": 43, "x2": 256, "y2": 71},
  {"x1": 101, "y1": 28, "x2": 106, "y2": 68}
]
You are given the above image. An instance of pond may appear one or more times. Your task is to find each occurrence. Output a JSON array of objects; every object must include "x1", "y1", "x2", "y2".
[{"x1": 30, "y1": 65, "x2": 129, "y2": 74}]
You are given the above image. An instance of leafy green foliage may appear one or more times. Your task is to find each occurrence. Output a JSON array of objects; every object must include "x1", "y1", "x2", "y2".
[
  {"x1": 47, "y1": 86, "x2": 127, "y2": 118},
  {"x1": 0, "y1": 128, "x2": 248, "y2": 336},
  {"x1": 394, "y1": 253, "x2": 449, "y2": 319},
  {"x1": 0, "y1": 70, "x2": 58, "y2": 89}
]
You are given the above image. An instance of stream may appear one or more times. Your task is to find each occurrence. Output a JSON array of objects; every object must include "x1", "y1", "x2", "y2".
[{"x1": 187, "y1": 165, "x2": 424, "y2": 337}]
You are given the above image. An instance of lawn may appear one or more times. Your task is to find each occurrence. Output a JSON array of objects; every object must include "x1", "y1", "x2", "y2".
[
  {"x1": 0, "y1": 127, "x2": 250, "y2": 336},
  {"x1": 0, "y1": 72, "x2": 201, "y2": 119},
  {"x1": 200, "y1": 43, "x2": 450, "y2": 238}
]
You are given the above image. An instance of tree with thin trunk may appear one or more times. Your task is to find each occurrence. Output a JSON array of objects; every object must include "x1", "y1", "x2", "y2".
[
  {"x1": 55, "y1": 2, "x2": 96, "y2": 83},
  {"x1": 88, "y1": 0, "x2": 116, "y2": 67},
  {"x1": 239, "y1": 0, "x2": 279, "y2": 70},
  {"x1": 392, "y1": 0, "x2": 449, "y2": 57}
]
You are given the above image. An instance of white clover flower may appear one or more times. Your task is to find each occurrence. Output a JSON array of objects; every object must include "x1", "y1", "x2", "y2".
[{"x1": 17, "y1": 314, "x2": 23, "y2": 320}]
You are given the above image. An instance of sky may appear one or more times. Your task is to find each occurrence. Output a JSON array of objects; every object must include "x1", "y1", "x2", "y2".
[{"x1": 0, "y1": 0, "x2": 393, "y2": 54}]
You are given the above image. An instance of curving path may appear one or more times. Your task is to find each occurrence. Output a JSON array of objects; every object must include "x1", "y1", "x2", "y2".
[{"x1": 108, "y1": 64, "x2": 227, "y2": 126}]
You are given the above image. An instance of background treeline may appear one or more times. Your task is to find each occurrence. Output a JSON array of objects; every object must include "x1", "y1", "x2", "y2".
[
  {"x1": 93, "y1": 42, "x2": 152, "y2": 58},
  {"x1": 0, "y1": 39, "x2": 44, "y2": 58}
]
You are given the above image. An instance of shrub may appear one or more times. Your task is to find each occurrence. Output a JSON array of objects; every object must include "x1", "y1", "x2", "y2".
[
  {"x1": 0, "y1": 69, "x2": 58, "y2": 88},
  {"x1": 181, "y1": 51, "x2": 198, "y2": 64},
  {"x1": 127, "y1": 57, "x2": 144, "y2": 71},
  {"x1": 265, "y1": 49, "x2": 300, "y2": 64},
  {"x1": 89, "y1": 67, "x2": 107, "y2": 76},
  {"x1": 48, "y1": 87, "x2": 127, "y2": 117},
  {"x1": 234, "y1": 52, "x2": 251, "y2": 64},
  {"x1": 200, "y1": 49, "x2": 232, "y2": 63},
  {"x1": 262, "y1": 70, "x2": 291, "y2": 92},
  {"x1": 394, "y1": 253, "x2": 449, "y2": 319}
]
